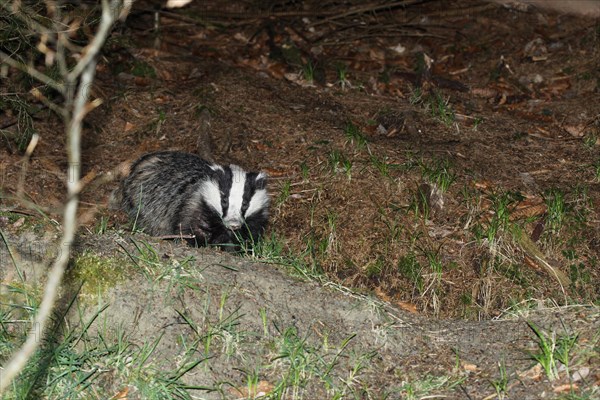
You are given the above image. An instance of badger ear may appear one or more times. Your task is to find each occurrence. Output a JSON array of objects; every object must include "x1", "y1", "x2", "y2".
[
  {"x1": 209, "y1": 164, "x2": 224, "y2": 173},
  {"x1": 255, "y1": 171, "x2": 267, "y2": 189}
]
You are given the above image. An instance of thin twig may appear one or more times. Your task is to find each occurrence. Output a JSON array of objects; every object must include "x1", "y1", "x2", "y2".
[
  {"x1": 310, "y1": 0, "x2": 428, "y2": 27},
  {"x1": 16, "y1": 133, "x2": 39, "y2": 199},
  {"x1": 0, "y1": 50, "x2": 65, "y2": 94}
]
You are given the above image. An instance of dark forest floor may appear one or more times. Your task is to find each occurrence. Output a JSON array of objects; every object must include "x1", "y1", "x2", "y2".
[{"x1": 1, "y1": 0, "x2": 599, "y2": 398}]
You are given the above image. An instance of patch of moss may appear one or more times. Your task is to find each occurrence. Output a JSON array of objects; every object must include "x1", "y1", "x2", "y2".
[
  {"x1": 71, "y1": 251, "x2": 128, "y2": 300},
  {"x1": 131, "y1": 61, "x2": 156, "y2": 78}
]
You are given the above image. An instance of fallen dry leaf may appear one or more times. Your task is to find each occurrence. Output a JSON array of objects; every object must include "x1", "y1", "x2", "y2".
[
  {"x1": 470, "y1": 87, "x2": 497, "y2": 98},
  {"x1": 474, "y1": 180, "x2": 493, "y2": 190},
  {"x1": 462, "y1": 362, "x2": 478, "y2": 372},
  {"x1": 124, "y1": 122, "x2": 135, "y2": 133},
  {"x1": 110, "y1": 386, "x2": 130, "y2": 399},
  {"x1": 165, "y1": 0, "x2": 192, "y2": 8},
  {"x1": 12, "y1": 217, "x2": 25, "y2": 228},
  {"x1": 229, "y1": 380, "x2": 274, "y2": 398},
  {"x1": 396, "y1": 301, "x2": 418, "y2": 313},
  {"x1": 553, "y1": 383, "x2": 579, "y2": 393},
  {"x1": 262, "y1": 168, "x2": 287, "y2": 177},
  {"x1": 564, "y1": 125, "x2": 585, "y2": 138},
  {"x1": 509, "y1": 203, "x2": 547, "y2": 221},
  {"x1": 375, "y1": 287, "x2": 392, "y2": 303},
  {"x1": 519, "y1": 363, "x2": 543, "y2": 381}
]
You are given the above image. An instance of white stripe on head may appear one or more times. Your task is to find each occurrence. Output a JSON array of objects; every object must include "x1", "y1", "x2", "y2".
[
  {"x1": 200, "y1": 180, "x2": 223, "y2": 216},
  {"x1": 225, "y1": 165, "x2": 246, "y2": 229},
  {"x1": 209, "y1": 164, "x2": 224, "y2": 172},
  {"x1": 246, "y1": 189, "x2": 269, "y2": 217},
  {"x1": 255, "y1": 172, "x2": 267, "y2": 188}
]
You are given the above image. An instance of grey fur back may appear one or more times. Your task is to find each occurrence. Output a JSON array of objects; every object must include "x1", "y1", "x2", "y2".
[{"x1": 120, "y1": 152, "x2": 213, "y2": 236}]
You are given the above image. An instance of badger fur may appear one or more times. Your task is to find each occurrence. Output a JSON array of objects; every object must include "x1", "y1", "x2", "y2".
[{"x1": 119, "y1": 151, "x2": 269, "y2": 250}]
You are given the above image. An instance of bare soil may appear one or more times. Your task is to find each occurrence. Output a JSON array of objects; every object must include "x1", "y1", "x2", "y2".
[{"x1": 1, "y1": 0, "x2": 599, "y2": 398}]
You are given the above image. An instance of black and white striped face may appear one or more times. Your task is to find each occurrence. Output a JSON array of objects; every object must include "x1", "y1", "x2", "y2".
[{"x1": 201, "y1": 164, "x2": 269, "y2": 231}]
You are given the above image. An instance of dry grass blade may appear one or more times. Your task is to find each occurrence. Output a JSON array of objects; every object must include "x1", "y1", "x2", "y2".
[
  {"x1": 515, "y1": 233, "x2": 570, "y2": 289},
  {"x1": 509, "y1": 203, "x2": 547, "y2": 222}
]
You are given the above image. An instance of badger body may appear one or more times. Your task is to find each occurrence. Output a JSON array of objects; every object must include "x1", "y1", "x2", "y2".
[{"x1": 120, "y1": 151, "x2": 269, "y2": 249}]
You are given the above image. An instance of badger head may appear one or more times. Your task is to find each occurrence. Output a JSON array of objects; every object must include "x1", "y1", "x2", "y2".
[{"x1": 200, "y1": 163, "x2": 269, "y2": 245}]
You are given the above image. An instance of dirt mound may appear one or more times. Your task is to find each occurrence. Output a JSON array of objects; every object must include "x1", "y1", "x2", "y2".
[{"x1": 60, "y1": 234, "x2": 600, "y2": 398}]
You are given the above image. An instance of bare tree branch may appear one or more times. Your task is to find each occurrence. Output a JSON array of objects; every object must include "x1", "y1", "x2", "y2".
[
  {"x1": 0, "y1": 0, "x2": 126, "y2": 393},
  {"x1": 68, "y1": 0, "x2": 123, "y2": 81}
]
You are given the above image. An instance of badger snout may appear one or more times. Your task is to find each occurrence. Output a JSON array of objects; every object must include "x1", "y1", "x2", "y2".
[{"x1": 224, "y1": 217, "x2": 243, "y2": 231}]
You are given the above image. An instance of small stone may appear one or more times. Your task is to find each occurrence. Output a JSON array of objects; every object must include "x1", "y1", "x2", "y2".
[{"x1": 572, "y1": 367, "x2": 589, "y2": 382}]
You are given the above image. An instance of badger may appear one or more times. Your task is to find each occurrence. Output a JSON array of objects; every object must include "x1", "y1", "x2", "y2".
[{"x1": 118, "y1": 151, "x2": 270, "y2": 250}]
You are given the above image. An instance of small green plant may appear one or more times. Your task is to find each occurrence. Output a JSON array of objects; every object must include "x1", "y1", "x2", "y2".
[
  {"x1": 571, "y1": 185, "x2": 592, "y2": 227},
  {"x1": 271, "y1": 326, "x2": 315, "y2": 397},
  {"x1": 238, "y1": 367, "x2": 262, "y2": 399},
  {"x1": 95, "y1": 215, "x2": 109, "y2": 234},
  {"x1": 342, "y1": 157, "x2": 353, "y2": 180},
  {"x1": 527, "y1": 322, "x2": 580, "y2": 383},
  {"x1": 299, "y1": 161, "x2": 310, "y2": 181},
  {"x1": 474, "y1": 191, "x2": 520, "y2": 246},
  {"x1": 131, "y1": 60, "x2": 156, "y2": 78},
  {"x1": 335, "y1": 62, "x2": 350, "y2": 89},
  {"x1": 118, "y1": 238, "x2": 162, "y2": 278},
  {"x1": 398, "y1": 252, "x2": 424, "y2": 294},
  {"x1": 302, "y1": 60, "x2": 315, "y2": 84},
  {"x1": 555, "y1": 330, "x2": 579, "y2": 380},
  {"x1": 249, "y1": 231, "x2": 286, "y2": 262},
  {"x1": 426, "y1": 249, "x2": 443, "y2": 280},
  {"x1": 429, "y1": 90, "x2": 455, "y2": 125},
  {"x1": 409, "y1": 87, "x2": 423, "y2": 105},
  {"x1": 335, "y1": 350, "x2": 377, "y2": 398},
  {"x1": 364, "y1": 257, "x2": 385, "y2": 278},
  {"x1": 399, "y1": 374, "x2": 462, "y2": 400},
  {"x1": 488, "y1": 194, "x2": 512, "y2": 244},
  {"x1": 544, "y1": 188, "x2": 566, "y2": 235},
  {"x1": 328, "y1": 149, "x2": 349, "y2": 176},
  {"x1": 420, "y1": 157, "x2": 456, "y2": 193},
  {"x1": 593, "y1": 158, "x2": 600, "y2": 182},
  {"x1": 276, "y1": 179, "x2": 292, "y2": 207},
  {"x1": 410, "y1": 88, "x2": 455, "y2": 125},
  {"x1": 259, "y1": 307, "x2": 269, "y2": 337},
  {"x1": 418, "y1": 244, "x2": 445, "y2": 316},
  {"x1": 344, "y1": 121, "x2": 368, "y2": 149},
  {"x1": 490, "y1": 360, "x2": 509, "y2": 399},
  {"x1": 409, "y1": 188, "x2": 431, "y2": 221},
  {"x1": 582, "y1": 133, "x2": 598, "y2": 150},
  {"x1": 378, "y1": 206, "x2": 403, "y2": 241},
  {"x1": 369, "y1": 154, "x2": 397, "y2": 178}
]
